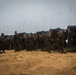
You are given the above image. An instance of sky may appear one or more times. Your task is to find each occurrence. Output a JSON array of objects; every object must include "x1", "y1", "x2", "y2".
[{"x1": 0, "y1": 0, "x2": 76, "y2": 35}]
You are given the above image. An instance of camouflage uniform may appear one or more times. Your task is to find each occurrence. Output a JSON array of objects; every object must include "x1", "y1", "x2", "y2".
[
  {"x1": 56, "y1": 30, "x2": 64, "y2": 53},
  {"x1": 67, "y1": 28, "x2": 72, "y2": 48},
  {"x1": 0, "y1": 33, "x2": 5, "y2": 53},
  {"x1": 14, "y1": 31, "x2": 21, "y2": 51},
  {"x1": 45, "y1": 32, "x2": 53, "y2": 53}
]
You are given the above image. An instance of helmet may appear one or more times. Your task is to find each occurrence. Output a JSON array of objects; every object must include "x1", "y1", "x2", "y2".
[{"x1": 1, "y1": 33, "x2": 4, "y2": 36}]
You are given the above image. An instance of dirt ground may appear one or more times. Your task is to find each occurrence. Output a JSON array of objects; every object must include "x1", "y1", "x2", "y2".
[{"x1": 0, "y1": 50, "x2": 76, "y2": 75}]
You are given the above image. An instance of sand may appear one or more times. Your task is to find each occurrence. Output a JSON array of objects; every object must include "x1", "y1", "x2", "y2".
[{"x1": 0, "y1": 50, "x2": 76, "y2": 75}]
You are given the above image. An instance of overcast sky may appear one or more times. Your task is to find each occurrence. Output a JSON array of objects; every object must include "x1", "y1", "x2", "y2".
[{"x1": 0, "y1": 0, "x2": 76, "y2": 35}]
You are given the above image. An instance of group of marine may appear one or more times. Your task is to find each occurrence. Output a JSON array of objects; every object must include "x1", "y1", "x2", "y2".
[{"x1": 0, "y1": 26, "x2": 75, "y2": 54}]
